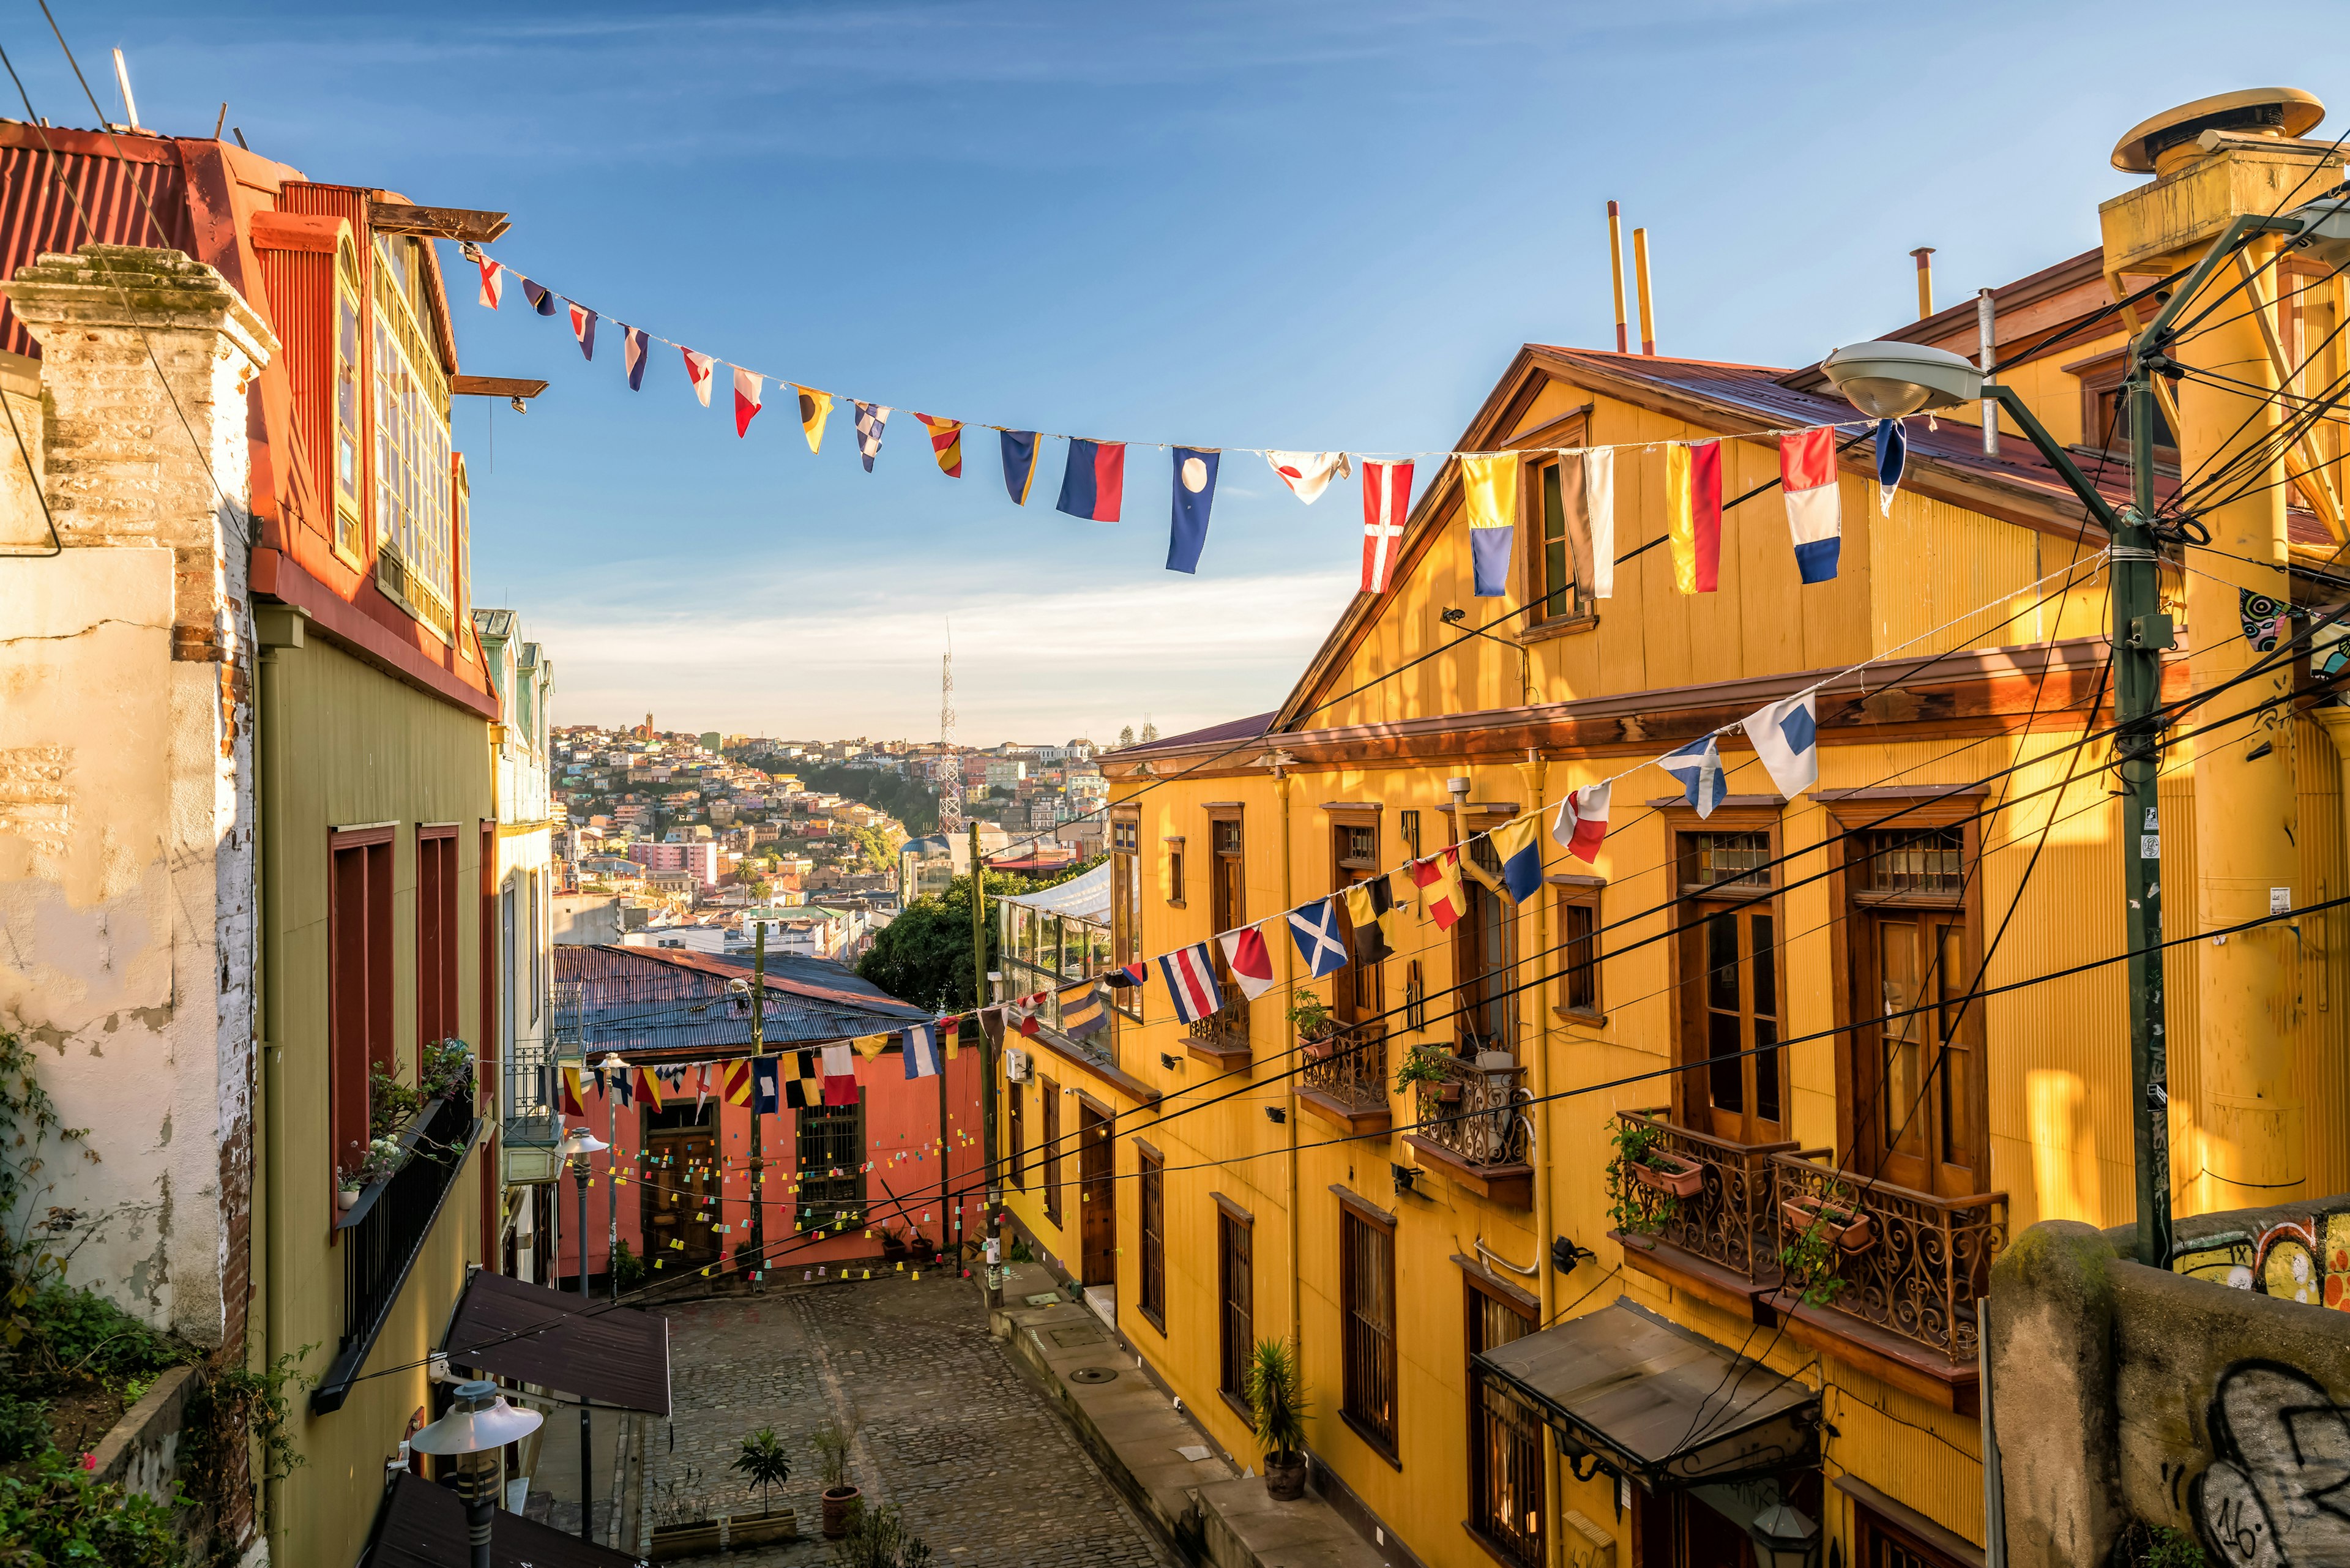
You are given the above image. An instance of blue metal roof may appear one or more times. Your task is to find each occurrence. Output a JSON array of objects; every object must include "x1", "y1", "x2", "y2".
[{"x1": 554, "y1": 944, "x2": 930, "y2": 1062}]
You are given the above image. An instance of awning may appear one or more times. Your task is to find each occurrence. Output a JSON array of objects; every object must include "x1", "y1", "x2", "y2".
[
  {"x1": 365, "y1": 1473, "x2": 644, "y2": 1568},
  {"x1": 1474, "y1": 1298, "x2": 1818, "y2": 1488},
  {"x1": 442, "y1": 1269, "x2": 671, "y2": 1417}
]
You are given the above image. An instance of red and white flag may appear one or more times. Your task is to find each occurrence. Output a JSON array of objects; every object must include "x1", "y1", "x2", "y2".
[
  {"x1": 567, "y1": 302, "x2": 596, "y2": 361},
  {"x1": 821, "y1": 1041, "x2": 858, "y2": 1106},
  {"x1": 1218, "y1": 925, "x2": 1279, "y2": 1001},
  {"x1": 693, "y1": 1062, "x2": 714, "y2": 1116},
  {"x1": 682, "y1": 348, "x2": 716, "y2": 408},
  {"x1": 1360, "y1": 459, "x2": 1412, "y2": 593},
  {"x1": 1157, "y1": 943, "x2": 1223, "y2": 1025},
  {"x1": 733, "y1": 368, "x2": 764, "y2": 437},
  {"x1": 1266, "y1": 450, "x2": 1352, "y2": 504},
  {"x1": 1552, "y1": 782, "x2": 1611, "y2": 864},
  {"x1": 475, "y1": 258, "x2": 503, "y2": 310}
]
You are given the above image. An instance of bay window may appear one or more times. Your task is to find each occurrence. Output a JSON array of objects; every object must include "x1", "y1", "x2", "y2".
[{"x1": 372, "y1": 235, "x2": 454, "y2": 637}]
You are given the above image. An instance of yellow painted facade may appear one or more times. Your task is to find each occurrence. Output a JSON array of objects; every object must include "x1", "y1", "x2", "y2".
[{"x1": 997, "y1": 267, "x2": 2350, "y2": 1566}]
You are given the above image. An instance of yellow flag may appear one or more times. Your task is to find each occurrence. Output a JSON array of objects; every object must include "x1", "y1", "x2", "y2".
[
  {"x1": 1665, "y1": 444, "x2": 1701, "y2": 594},
  {"x1": 793, "y1": 385, "x2": 834, "y2": 454},
  {"x1": 1459, "y1": 453, "x2": 1519, "y2": 531},
  {"x1": 853, "y1": 1032, "x2": 890, "y2": 1061}
]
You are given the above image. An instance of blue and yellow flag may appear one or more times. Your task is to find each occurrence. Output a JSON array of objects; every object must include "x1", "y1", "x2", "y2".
[
  {"x1": 1058, "y1": 982, "x2": 1108, "y2": 1039},
  {"x1": 1001, "y1": 430, "x2": 1040, "y2": 505}
]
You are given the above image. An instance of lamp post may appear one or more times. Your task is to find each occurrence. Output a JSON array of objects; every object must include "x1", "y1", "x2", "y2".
[
  {"x1": 1746, "y1": 1499, "x2": 1820, "y2": 1568},
  {"x1": 408, "y1": 1379, "x2": 545, "y2": 1568},
  {"x1": 599, "y1": 1052, "x2": 628, "y2": 1301},
  {"x1": 555, "y1": 1124, "x2": 606, "y2": 1542}
]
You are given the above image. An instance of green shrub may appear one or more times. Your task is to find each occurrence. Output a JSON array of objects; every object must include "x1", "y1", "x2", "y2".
[
  {"x1": 0, "y1": 1389, "x2": 47, "y2": 1462},
  {"x1": 22, "y1": 1282, "x2": 190, "y2": 1383},
  {"x1": 0, "y1": 1444, "x2": 188, "y2": 1567},
  {"x1": 612, "y1": 1240, "x2": 648, "y2": 1292}
]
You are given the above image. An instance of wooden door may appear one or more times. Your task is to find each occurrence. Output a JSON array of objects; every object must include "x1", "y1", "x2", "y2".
[
  {"x1": 1078, "y1": 1106, "x2": 1116, "y2": 1287},
  {"x1": 644, "y1": 1108, "x2": 722, "y2": 1271},
  {"x1": 1859, "y1": 909, "x2": 1982, "y2": 1196},
  {"x1": 1682, "y1": 898, "x2": 1787, "y2": 1146}
]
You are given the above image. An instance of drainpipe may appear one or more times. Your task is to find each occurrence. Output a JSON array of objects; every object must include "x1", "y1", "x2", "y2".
[
  {"x1": 1277, "y1": 766, "x2": 1302, "y2": 1356},
  {"x1": 1512, "y1": 749, "x2": 1561, "y2": 1566},
  {"x1": 1978, "y1": 288, "x2": 1999, "y2": 458},
  {"x1": 253, "y1": 610, "x2": 298, "y2": 1564}
]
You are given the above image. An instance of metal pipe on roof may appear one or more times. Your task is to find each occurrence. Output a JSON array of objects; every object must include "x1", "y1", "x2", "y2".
[
  {"x1": 109, "y1": 48, "x2": 140, "y2": 133},
  {"x1": 1979, "y1": 286, "x2": 2000, "y2": 457},
  {"x1": 1606, "y1": 201, "x2": 1628, "y2": 354},
  {"x1": 1632, "y1": 227, "x2": 1657, "y2": 356},
  {"x1": 1911, "y1": 246, "x2": 1936, "y2": 318}
]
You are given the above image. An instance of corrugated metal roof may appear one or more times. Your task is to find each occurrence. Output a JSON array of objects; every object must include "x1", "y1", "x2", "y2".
[
  {"x1": 1110, "y1": 711, "x2": 1277, "y2": 757},
  {"x1": 0, "y1": 134, "x2": 196, "y2": 357},
  {"x1": 442, "y1": 1268, "x2": 670, "y2": 1414},
  {"x1": 554, "y1": 944, "x2": 928, "y2": 1061}
]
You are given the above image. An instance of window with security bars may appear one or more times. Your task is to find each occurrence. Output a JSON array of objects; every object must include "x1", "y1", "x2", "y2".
[
  {"x1": 1007, "y1": 1081, "x2": 1026, "y2": 1191},
  {"x1": 1042, "y1": 1083, "x2": 1063, "y2": 1226},
  {"x1": 1217, "y1": 1208, "x2": 1252, "y2": 1398},
  {"x1": 1340, "y1": 1208, "x2": 1397, "y2": 1455},
  {"x1": 1688, "y1": 831, "x2": 1772, "y2": 892},
  {"x1": 1468, "y1": 1285, "x2": 1543, "y2": 1566},
  {"x1": 794, "y1": 1105, "x2": 864, "y2": 1232},
  {"x1": 1863, "y1": 829, "x2": 1965, "y2": 895},
  {"x1": 1138, "y1": 1151, "x2": 1166, "y2": 1330}
]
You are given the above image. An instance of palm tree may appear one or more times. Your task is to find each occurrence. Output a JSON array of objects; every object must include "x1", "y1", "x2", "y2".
[{"x1": 732, "y1": 1427, "x2": 790, "y2": 1514}]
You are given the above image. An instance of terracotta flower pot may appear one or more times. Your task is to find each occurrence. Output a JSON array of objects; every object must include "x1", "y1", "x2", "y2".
[
  {"x1": 1437, "y1": 1083, "x2": 1463, "y2": 1104},
  {"x1": 1263, "y1": 1452, "x2": 1307, "y2": 1501},
  {"x1": 821, "y1": 1485, "x2": 862, "y2": 1539},
  {"x1": 1632, "y1": 1154, "x2": 1705, "y2": 1200},
  {"x1": 1781, "y1": 1195, "x2": 1875, "y2": 1254}
]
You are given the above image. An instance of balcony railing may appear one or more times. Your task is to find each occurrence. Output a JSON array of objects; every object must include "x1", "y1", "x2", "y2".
[
  {"x1": 1611, "y1": 1109, "x2": 1798, "y2": 1288},
  {"x1": 313, "y1": 1095, "x2": 480, "y2": 1413},
  {"x1": 1409, "y1": 1051, "x2": 1529, "y2": 1170},
  {"x1": 1767, "y1": 1150, "x2": 2008, "y2": 1367},
  {"x1": 1187, "y1": 1000, "x2": 1251, "y2": 1057},
  {"x1": 1302, "y1": 1023, "x2": 1388, "y2": 1113}
]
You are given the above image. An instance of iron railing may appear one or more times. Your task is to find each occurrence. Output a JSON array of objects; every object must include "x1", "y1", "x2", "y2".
[
  {"x1": 1611, "y1": 1109, "x2": 1799, "y2": 1286},
  {"x1": 1187, "y1": 1000, "x2": 1251, "y2": 1056},
  {"x1": 1768, "y1": 1149, "x2": 2008, "y2": 1366},
  {"x1": 313, "y1": 1095, "x2": 479, "y2": 1412},
  {"x1": 1301, "y1": 1022, "x2": 1388, "y2": 1113},
  {"x1": 1410, "y1": 1052, "x2": 1529, "y2": 1169}
]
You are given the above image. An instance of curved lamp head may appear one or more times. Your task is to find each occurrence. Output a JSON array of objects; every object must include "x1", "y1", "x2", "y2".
[
  {"x1": 1822, "y1": 340, "x2": 1983, "y2": 419},
  {"x1": 556, "y1": 1127, "x2": 608, "y2": 1160},
  {"x1": 408, "y1": 1379, "x2": 543, "y2": 1455},
  {"x1": 1747, "y1": 1501, "x2": 1819, "y2": 1568}
]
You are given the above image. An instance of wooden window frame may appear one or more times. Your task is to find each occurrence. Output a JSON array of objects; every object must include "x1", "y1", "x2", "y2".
[
  {"x1": 1449, "y1": 809, "x2": 1520, "y2": 1055},
  {"x1": 1657, "y1": 801, "x2": 1788, "y2": 1146},
  {"x1": 1111, "y1": 813, "x2": 1144, "y2": 1021},
  {"x1": 1163, "y1": 835, "x2": 1187, "y2": 909},
  {"x1": 1328, "y1": 805, "x2": 1384, "y2": 1026},
  {"x1": 1042, "y1": 1079, "x2": 1064, "y2": 1227},
  {"x1": 2067, "y1": 346, "x2": 2176, "y2": 463},
  {"x1": 416, "y1": 825, "x2": 460, "y2": 1073},
  {"x1": 1137, "y1": 1143, "x2": 1166, "y2": 1332},
  {"x1": 1215, "y1": 1195, "x2": 1253, "y2": 1407},
  {"x1": 1207, "y1": 808, "x2": 1245, "y2": 980},
  {"x1": 1550, "y1": 873, "x2": 1606, "y2": 1023},
  {"x1": 1007, "y1": 1080, "x2": 1026, "y2": 1191},
  {"x1": 330, "y1": 826, "x2": 397, "y2": 1195},
  {"x1": 1464, "y1": 1271, "x2": 1543, "y2": 1567},
  {"x1": 1819, "y1": 790, "x2": 1991, "y2": 1198},
  {"x1": 1335, "y1": 1185, "x2": 1400, "y2": 1465}
]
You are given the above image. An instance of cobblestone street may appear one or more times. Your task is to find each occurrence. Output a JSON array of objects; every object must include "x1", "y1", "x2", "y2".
[{"x1": 641, "y1": 1277, "x2": 1173, "y2": 1566}]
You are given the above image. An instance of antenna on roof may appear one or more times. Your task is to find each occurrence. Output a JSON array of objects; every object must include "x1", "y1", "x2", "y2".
[{"x1": 109, "y1": 48, "x2": 141, "y2": 133}]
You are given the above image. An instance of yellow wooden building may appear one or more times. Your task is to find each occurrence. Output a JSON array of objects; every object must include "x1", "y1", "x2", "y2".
[{"x1": 994, "y1": 92, "x2": 2350, "y2": 1568}]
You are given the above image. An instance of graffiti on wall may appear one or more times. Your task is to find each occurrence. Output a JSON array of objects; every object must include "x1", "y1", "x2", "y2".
[
  {"x1": 2190, "y1": 1362, "x2": 2350, "y2": 1565},
  {"x1": 2171, "y1": 1204, "x2": 2350, "y2": 1312}
]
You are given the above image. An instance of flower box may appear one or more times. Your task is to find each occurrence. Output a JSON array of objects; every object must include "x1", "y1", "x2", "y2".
[
  {"x1": 1780, "y1": 1194, "x2": 1875, "y2": 1254},
  {"x1": 648, "y1": 1506, "x2": 797, "y2": 1561},
  {"x1": 1630, "y1": 1154, "x2": 1706, "y2": 1200}
]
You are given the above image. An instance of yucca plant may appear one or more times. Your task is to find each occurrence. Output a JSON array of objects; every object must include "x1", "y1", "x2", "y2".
[
  {"x1": 1245, "y1": 1338, "x2": 1308, "y2": 1463},
  {"x1": 732, "y1": 1427, "x2": 789, "y2": 1514}
]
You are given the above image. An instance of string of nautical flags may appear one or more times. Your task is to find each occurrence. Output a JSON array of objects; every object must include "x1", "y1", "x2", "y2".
[{"x1": 461, "y1": 245, "x2": 1915, "y2": 588}]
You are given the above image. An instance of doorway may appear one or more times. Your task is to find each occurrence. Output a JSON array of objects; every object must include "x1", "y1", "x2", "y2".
[
  {"x1": 643, "y1": 1102, "x2": 722, "y2": 1273},
  {"x1": 1078, "y1": 1102, "x2": 1116, "y2": 1288}
]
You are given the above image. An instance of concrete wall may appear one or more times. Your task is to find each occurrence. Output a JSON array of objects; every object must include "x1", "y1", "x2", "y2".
[
  {"x1": 0, "y1": 247, "x2": 273, "y2": 1351},
  {"x1": 1990, "y1": 1212, "x2": 2350, "y2": 1567}
]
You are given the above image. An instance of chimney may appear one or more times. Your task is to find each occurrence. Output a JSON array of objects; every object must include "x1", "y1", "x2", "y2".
[
  {"x1": 1606, "y1": 201, "x2": 1628, "y2": 353},
  {"x1": 1909, "y1": 247, "x2": 1935, "y2": 319},
  {"x1": 1632, "y1": 227, "x2": 1657, "y2": 355}
]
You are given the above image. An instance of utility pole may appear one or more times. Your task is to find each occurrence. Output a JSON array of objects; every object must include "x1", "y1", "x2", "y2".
[
  {"x1": 600, "y1": 1053, "x2": 625, "y2": 1302},
  {"x1": 748, "y1": 923, "x2": 767, "y2": 1271},
  {"x1": 971, "y1": 821, "x2": 1000, "y2": 1307}
]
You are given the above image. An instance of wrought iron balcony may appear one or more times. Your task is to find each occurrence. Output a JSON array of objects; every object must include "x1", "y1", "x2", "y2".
[
  {"x1": 312, "y1": 1095, "x2": 480, "y2": 1413},
  {"x1": 1301, "y1": 1023, "x2": 1388, "y2": 1112},
  {"x1": 1767, "y1": 1150, "x2": 2008, "y2": 1369},
  {"x1": 1403, "y1": 1051, "x2": 1532, "y2": 1205},
  {"x1": 1610, "y1": 1109, "x2": 1799, "y2": 1294},
  {"x1": 1186, "y1": 999, "x2": 1251, "y2": 1059}
]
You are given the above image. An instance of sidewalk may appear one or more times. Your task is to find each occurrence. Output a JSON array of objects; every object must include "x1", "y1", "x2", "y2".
[{"x1": 990, "y1": 1263, "x2": 1392, "y2": 1568}]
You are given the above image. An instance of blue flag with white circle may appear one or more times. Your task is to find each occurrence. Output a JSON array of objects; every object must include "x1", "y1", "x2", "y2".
[{"x1": 1168, "y1": 447, "x2": 1220, "y2": 574}]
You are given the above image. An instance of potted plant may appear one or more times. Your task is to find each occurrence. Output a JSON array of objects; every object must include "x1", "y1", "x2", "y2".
[
  {"x1": 368, "y1": 1068, "x2": 423, "y2": 1140},
  {"x1": 335, "y1": 1166, "x2": 362, "y2": 1212},
  {"x1": 1605, "y1": 1120, "x2": 1680, "y2": 1237},
  {"x1": 1777, "y1": 1217, "x2": 1849, "y2": 1307},
  {"x1": 1245, "y1": 1338, "x2": 1310, "y2": 1501},
  {"x1": 725, "y1": 1427, "x2": 797, "y2": 1545},
  {"x1": 1394, "y1": 1044, "x2": 1450, "y2": 1097},
  {"x1": 878, "y1": 1225, "x2": 909, "y2": 1263},
  {"x1": 1780, "y1": 1191, "x2": 1874, "y2": 1255},
  {"x1": 908, "y1": 1229, "x2": 938, "y2": 1264},
  {"x1": 421, "y1": 1036, "x2": 476, "y2": 1101},
  {"x1": 1630, "y1": 1149, "x2": 1705, "y2": 1200},
  {"x1": 812, "y1": 1421, "x2": 859, "y2": 1539},
  {"x1": 1287, "y1": 995, "x2": 1337, "y2": 1060}
]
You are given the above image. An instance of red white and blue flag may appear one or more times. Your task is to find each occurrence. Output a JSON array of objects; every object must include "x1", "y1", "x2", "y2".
[
  {"x1": 1158, "y1": 943, "x2": 1222, "y2": 1025},
  {"x1": 567, "y1": 302, "x2": 597, "y2": 362},
  {"x1": 1057, "y1": 439, "x2": 1125, "y2": 522},
  {"x1": 1779, "y1": 428, "x2": 1841, "y2": 583},
  {"x1": 682, "y1": 349, "x2": 716, "y2": 408},
  {"x1": 1106, "y1": 962, "x2": 1149, "y2": 989},
  {"x1": 1217, "y1": 924, "x2": 1278, "y2": 1001},
  {"x1": 1552, "y1": 782, "x2": 1611, "y2": 864},
  {"x1": 621, "y1": 326, "x2": 649, "y2": 391},
  {"x1": 733, "y1": 368, "x2": 764, "y2": 436}
]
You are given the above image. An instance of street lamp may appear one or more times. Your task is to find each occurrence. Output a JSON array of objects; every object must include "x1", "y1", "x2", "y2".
[
  {"x1": 1745, "y1": 1500, "x2": 1819, "y2": 1568},
  {"x1": 1820, "y1": 340, "x2": 1982, "y2": 418},
  {"x1": 554, "y1": 1123, "x2": 606, "y2": 1542},
  {"x1": 409, "y1": 1378, "x2": 543, "y2": 1568}
]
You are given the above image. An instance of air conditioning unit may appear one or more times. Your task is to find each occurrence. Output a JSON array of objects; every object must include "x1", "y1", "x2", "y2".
[{"x1": 1004, "y1": 1047, "x2": 1031, "y2": 1083}]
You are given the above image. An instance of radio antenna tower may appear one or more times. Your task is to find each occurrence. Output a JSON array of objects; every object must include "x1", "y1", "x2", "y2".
[{"x1": 936, "y1": 625, "x2": 963, "y2": 835}]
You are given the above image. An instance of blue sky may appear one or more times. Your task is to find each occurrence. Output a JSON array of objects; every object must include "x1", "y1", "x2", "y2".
[{"x1": 23, "y1": 3, "x2": 2350, "y2": 741}]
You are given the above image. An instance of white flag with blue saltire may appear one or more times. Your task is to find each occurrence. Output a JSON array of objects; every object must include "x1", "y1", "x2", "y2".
[
  {"x1": 1660, "y1": 737, "x2": 1727, "y2": 819},
  {"x1": 1742, "y1": 692, "x2": 1819, "y2": 798}
]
